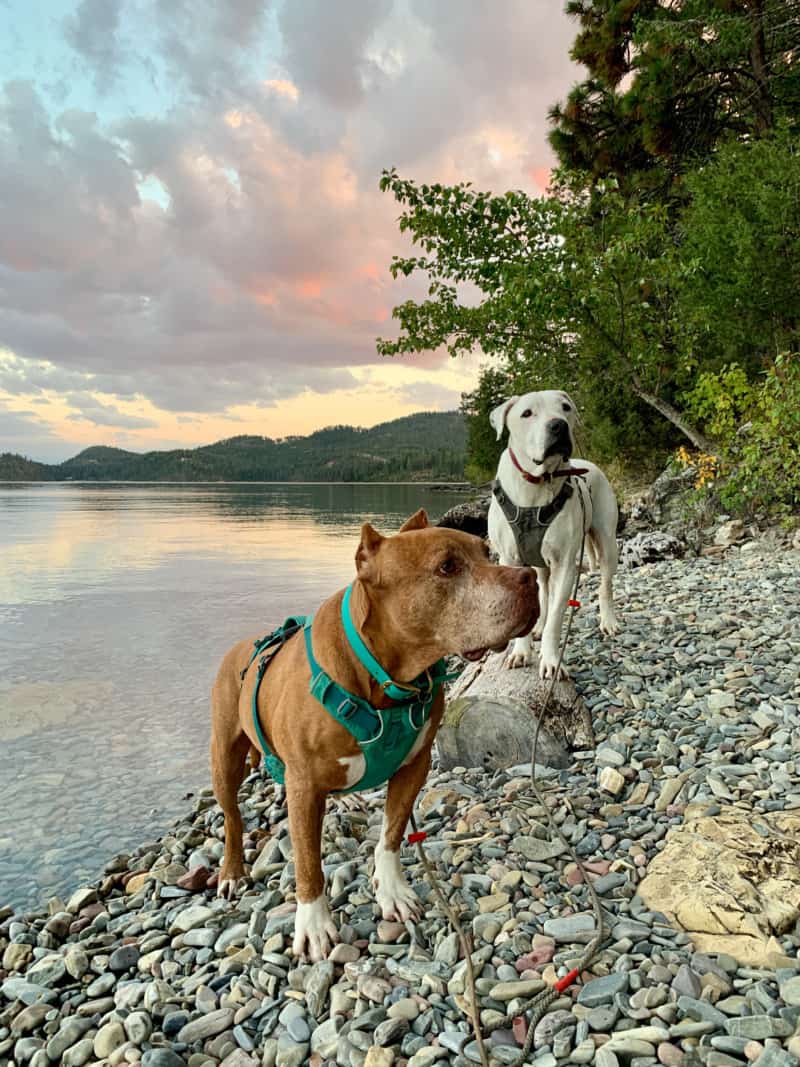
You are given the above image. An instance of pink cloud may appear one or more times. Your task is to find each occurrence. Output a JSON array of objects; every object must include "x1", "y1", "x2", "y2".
[{"x1": 0, "y1": 0, "x2": 580, "y2": 435}]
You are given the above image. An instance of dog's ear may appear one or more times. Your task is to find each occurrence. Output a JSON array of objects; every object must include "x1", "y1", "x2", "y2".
[
  {"x1": 399, "y1": 509, "x2": 429, "y2": 533},
  {"x1": 489, "y1": 397, "x2": 519, "y2": 440},
  {"x1": 355, "y1": 523, "x2": 384, "y2": 576}
]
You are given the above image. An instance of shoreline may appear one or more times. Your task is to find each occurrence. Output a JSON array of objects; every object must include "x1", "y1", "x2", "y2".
[
  {"x1": 2, "y1": 541, "x2": 799, "y2": 1066},
  {"x1": 0, "y1": 480, "x2": 475, "y2": 489}
]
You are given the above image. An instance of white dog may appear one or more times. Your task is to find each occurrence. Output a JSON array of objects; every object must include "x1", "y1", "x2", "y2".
[{"x1": 487, "y1": 390, "x2": 620, "y2": 679}]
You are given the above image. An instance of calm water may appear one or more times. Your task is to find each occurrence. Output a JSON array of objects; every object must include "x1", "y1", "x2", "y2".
[{"x1": 0, "y1": 482, "x2": 467, "y2": 913}]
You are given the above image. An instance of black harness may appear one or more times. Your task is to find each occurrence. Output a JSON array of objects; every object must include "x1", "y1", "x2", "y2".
[{"x1": 492, "y1": 478, "x2": 575, "y2": 568}]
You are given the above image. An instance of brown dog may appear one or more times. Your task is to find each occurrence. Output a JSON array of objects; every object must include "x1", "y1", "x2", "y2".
[{"x1": 210, "y1": 509, "x2": 538, "y2": 960}]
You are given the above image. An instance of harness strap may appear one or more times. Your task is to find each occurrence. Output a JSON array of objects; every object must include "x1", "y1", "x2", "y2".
[
  {"x1": 492, "y1": 478, "x2": 576, "y2": 568},
  {"x1": 341, "y1": 584, "x2": 443, "y2": 700},
  {"x1": 245, "y1": 607, "x2": 461, "y2": 794},
  {"x1": 246, "y1": 616, "x2": 307, "y2": 784}
]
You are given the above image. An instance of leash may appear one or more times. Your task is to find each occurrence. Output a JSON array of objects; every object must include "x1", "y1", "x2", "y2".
[{"x1": 409, "y1": 483, "x2": 605, "y2": 1067}]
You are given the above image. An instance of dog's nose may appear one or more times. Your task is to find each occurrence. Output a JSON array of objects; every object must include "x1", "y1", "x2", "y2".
[
  {"x1": 546, "y1": 417, "x2": 569, "y2": 438},
  {"x1": 516, "y1": 567, "x2": 536, "y2": 588}
]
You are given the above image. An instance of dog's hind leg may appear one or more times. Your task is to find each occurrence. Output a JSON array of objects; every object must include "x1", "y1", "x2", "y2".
[
  {"x1": 532, "y1": 567, "x2": 549, "y2": 640},
  {"x1": 247, "y1": 744, "x2": 262, "y2": 776},
  {"x1": 593, "y1": 525, "x2": 620, "y2": 636},
  {"x1": 211, "y1": 727, "x2": 251, "y2": 899},
  {"x1": 584, "y1": 532, "x2": 599, "y2": 572}
]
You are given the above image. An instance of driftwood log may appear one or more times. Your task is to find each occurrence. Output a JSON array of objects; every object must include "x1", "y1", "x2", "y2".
[{"x1": 436, "y1": 648, "x2": 594, "y2": 772}]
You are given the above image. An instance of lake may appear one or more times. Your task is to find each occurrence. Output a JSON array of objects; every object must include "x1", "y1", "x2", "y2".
[{"x1": 0, "y1": 482, "x2": 468, "y2": 913}]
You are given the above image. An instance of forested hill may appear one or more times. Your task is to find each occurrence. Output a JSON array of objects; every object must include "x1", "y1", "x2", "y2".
[{"x1": 0, "y1": 412, "x2": 467, "y2": 483}]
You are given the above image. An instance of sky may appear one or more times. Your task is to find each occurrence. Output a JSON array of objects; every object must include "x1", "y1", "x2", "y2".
[{"x1": 0, "y1": 0, "x2": 580, "y2": 462}]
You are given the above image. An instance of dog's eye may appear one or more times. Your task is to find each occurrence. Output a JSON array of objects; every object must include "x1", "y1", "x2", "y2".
[
  {"x1": 520, "y1": 409, "x2": 533, "y2": 418},
  {"x1": 562, "y1": 403, "x2": 571, "y2": 413},
  {"x1": 437, "y1": 556, "x2": 460, "y2": 577}
]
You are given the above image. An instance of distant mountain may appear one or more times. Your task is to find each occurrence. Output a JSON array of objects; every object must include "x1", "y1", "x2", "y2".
[{"x1": 0, "y1": 412, "x2": 467, "y2": 483}]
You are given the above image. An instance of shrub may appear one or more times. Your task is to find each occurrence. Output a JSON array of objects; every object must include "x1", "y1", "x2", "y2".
[{"x1": 683, "y1": 354, "x2": 800, "y2": 516}]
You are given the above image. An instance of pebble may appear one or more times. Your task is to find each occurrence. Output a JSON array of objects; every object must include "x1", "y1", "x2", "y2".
[{"x1": 577, "y1": 973, "x2": 628, "y2": 1006}]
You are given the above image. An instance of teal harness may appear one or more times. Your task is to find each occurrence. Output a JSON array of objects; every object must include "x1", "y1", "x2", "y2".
[{"x1": 242, "y1": 585, "x2": 459, "y2": 793}]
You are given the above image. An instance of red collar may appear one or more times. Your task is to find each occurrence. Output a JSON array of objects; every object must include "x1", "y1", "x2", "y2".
[{"x1": 508, "y1": 447, "x2": 588, "y2": 484}]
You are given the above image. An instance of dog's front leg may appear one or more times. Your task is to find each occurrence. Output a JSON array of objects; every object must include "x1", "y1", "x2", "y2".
[
  {"x1": 532, "y1": 566, "x2": 549, "y2": 640},
  {"x1": 538, "y1": 559, "x2": 575, "y2": 680},
  {"x1": 372, "y1": 753, "x2": 429, "y2": 921},
  {"x1": 287, "y1": 778, "x2": 338, "y2": 961}
]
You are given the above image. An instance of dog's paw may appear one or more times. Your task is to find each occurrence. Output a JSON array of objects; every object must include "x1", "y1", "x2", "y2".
[
  {"x1": 293, "y1": 897, "x2": 338, "y2": 962},
  {"x1": 506, "y1": 651, "x2": 534, "y2": 669},
  {"x1": 217, "y1": 875, "x2": 247, "y2": 901},
  {"x1": 375, "y1": 876, "x2": 421, "y2": 922},
  {"x1": 600, "y1": 614, "x2": 620, "y2": 636},
  {"x1": 373, "y1": 849, "x2": 422, "y2": 922},
  {"x1": 539, "y1": 655, "x2": 569, "y2": 681},
  {"x1": 332, "y1": 794, "x2": 368, "y2": 815}
]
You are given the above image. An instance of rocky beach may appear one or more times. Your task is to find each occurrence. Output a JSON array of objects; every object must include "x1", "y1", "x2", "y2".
[{"x1": 2, "y1": 530, "x2": 800, "y2": 1067}]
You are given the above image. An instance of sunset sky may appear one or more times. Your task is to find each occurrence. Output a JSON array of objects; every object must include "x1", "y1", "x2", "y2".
[{"x1": 1, "y1": 1, "x2": 580, "y2": 462}]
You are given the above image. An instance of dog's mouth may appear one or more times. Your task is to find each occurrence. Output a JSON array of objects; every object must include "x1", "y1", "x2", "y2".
[
  {"x1": 529, "y1": 445, "x2": 571, "y2": 467},
  {"x1": 461, "y1": 642, "x2": 508, "y2": 662},
  {"x1": 461, "y1": 608, "x2": 538, "y2": 662}
]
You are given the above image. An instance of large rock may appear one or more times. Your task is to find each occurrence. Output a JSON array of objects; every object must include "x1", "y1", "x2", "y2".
[
  {"x1": 436, "y1": 496, "x2": 490, "y2": 539},
  {"x1": 639, "y1": 805, "x2": 800, "y2": 966},
  {"x1": 437, "y1": 650, "x2": 593, "y2": 772},
  {"x1": 620, "y1": 531, "x2": 685, "y2": 568}
]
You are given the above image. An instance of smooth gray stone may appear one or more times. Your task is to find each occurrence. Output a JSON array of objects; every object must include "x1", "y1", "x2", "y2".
[{"x1": 577, "y1": 973, "x2": 629, "y2": 1007}]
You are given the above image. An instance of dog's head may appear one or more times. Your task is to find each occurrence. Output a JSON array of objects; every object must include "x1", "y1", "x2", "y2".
[
  {"x1": 353, "y1": 509, "x2": 538, "y2": 673},
  {"x1": 490, "y1": 390, "x2": 578, "y2": 476}
]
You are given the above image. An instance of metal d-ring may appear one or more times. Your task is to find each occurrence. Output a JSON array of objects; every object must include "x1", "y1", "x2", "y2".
[
  {"x1": 407, "y1": 701, "x2": 427, "y2": 731},
  {"x1": 360, "y1": 709, "x2": 386, "y2": 746}
]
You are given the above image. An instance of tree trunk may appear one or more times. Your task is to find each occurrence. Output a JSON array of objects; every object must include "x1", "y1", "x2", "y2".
[
  {"x1": 437, "y1": 649, "x2": 594, "y2": 772},
  {"x1": 630, "y1": 375, "x2": 716, "y2": 453},
  {"x1": 748, "y1": 0, "x2": 774, "y2": 135}
]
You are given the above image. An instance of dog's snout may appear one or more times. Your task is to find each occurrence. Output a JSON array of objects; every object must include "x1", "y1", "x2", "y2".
[{"x1": 547, "y1": 417, "x2": 569, "y2": 438}]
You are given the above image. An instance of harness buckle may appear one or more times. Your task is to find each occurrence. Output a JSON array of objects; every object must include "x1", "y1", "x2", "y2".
[
  {"x1": 337, "y1": 698, "x2": 358, "y2": 720},
  {"x1": 381, "y1": 677, "x2": 422, "y2": 697}
]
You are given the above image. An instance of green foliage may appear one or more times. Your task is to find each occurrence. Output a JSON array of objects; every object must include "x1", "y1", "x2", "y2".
[
  {"x1": 684, "y1": 363, "x2": 753, "y2": 440},
  {"x1": 0, "y1": 413, "x2": 467, "y2": 484},
  {"x1": 377, "y1": 0, "x2": 800, "y2": 510},
  {"x1": 378, "y1": 167, "x2": 712, "y2": 453},
  {"x1": 685, "y1": 354, "x2": 800, "y2": 514},
  {"x1": 549, "y1": 0, "x2": 800, "y2": 189},
  {"x1": 678, "y1": 132, "x2": 800, "y2": 365},
  {"x1": 0, "y1": 453, "x2": 56, "y2": 480}
]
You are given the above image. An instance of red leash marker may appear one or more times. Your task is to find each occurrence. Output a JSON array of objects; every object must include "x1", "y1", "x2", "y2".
[
  {"x1": 568, "y1": 599, "x2": 581, "y2": 608},
  {"x1": 554, "y1": 968, "x2": 580, "y2": 993},
  {"x1": 407, "y1": 830, "x2": 427, "y2": 844}
]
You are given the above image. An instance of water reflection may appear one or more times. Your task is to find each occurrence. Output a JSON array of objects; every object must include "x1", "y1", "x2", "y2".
[{"x1": 0, "y1": 482, "x2": 467, "y2": 912}]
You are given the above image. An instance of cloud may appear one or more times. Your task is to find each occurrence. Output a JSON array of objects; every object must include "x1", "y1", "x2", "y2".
[
  {"x1": 64, "y1": 393, "x2": 159, "y2": 428},
  {"x1": 0, "y1": 403, "x2": 72, "y2": 462},
  {"x1": 63, "y1": 0, "x2": 125, "y2": 93},
  {"x1": 393, "y1": 381, "x2": 462, "y2": 410},
  {"x1": 1, "y1": 0, "x2": 580, "y2": 455},
  {"x1": 277, "y1": 0, "x2": 393, "y2": 108}
]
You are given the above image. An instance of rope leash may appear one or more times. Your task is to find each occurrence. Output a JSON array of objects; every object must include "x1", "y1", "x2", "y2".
[{"x1": 409, "y1": 482, "x2": 606, "y2": 1067}]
